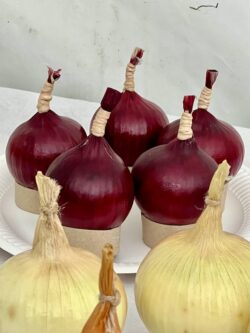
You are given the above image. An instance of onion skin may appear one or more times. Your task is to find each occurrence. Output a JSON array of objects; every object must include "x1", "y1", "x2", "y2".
[
  {"x1": 157, "y1": 70, "x2": 244, "y2": 176},
  {"x1": 0, "y1": 172, "x2": 127, "y2": 332},
  {"x1": 6, "y1": 111, "x2": 86, "y2": 189},
  {"x1": 157, "y1": 110, "x2": 244, "y2": 176},
  {"x1": 135, "y1": 162, "x2": 250, "y2": 333},
  {"x1": 0, "y1": 248, "x2": 127, "y2": 333},
  {"x1": 105, "y1": 91, "x2": 168, "y2": 166},
  {"x1": 132, "y1": 138, "x2": 217, "y2": 225},
  {"x1": 47, "y1": 135, "x2": 134, "y2": 230}
]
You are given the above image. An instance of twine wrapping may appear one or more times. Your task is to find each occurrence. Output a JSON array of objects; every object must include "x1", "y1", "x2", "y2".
[
  {"x1": 37, "y1": 81, "x2": 54, "y2": 113},
  {"x1": 82, "y1": 244, "x2": 121, "y2": 333},
  {"x1": 123, "y1": 47, "x2": 143, "y2": 92},
  {"x1": 37, "y1": 68, "x2": 61, "y2": 113},
  {"x1": 177, "y1": 112, "x2": 193, "y2": 140},
  {"x1": 192, "y1": 161, "x2": 230, "y2": 238},
  {"x1": 198, "y1": 86, "x2": 212, "y2": 110},
  {"x1": 40, "y1": 203, "x2": 59, "y2": 217},
  {"x1": 99, "y1": 290, "x2": 121, "y2": 333},
  {"x1": 205, "y1": 197, "x2": 220, "y2": 207},
  {"x1": 123, "y1": 63, "x2": 136, "y2": 91},
  {"x1": 32, "y1": 171, "x2": 70, "y2": 260},
  {"x1": 91, "y1": 108, "x2": 111, "y2": 137}
]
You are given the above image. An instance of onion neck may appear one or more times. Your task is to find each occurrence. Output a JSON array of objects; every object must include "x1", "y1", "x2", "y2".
[
  {"x1": 91, "y1": 107, "x2": 111, "y2": 137},
  {"x1": 36, "y1": 81, "x2": 54, "y2": 113},
  {"x1": 123, "y1": 47, "x2": 144, "y2": 92},
  {"x1": 31, "y1": 172, "x2": 71, "y2": 260},
  {"x1": 177, "y1": 112, "x2": 193, "y2": 140},
  {"x1": 191, "y1": 206, "x2": 223, "y2": 248},
  {"x1": 190, "y1": 161, "x2": 230, "y2": 248},
  {"x1": 36, "y1": 67, "x2": 61, "y2": 114},
  {"x1": 197, "y1": 86, "x2": 212, "y2": 110}
]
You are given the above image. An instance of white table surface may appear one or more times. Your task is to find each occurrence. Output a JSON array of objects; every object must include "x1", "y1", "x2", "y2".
[{"x1": 0, "y1": 86, "x2": 250, "y2": 332}]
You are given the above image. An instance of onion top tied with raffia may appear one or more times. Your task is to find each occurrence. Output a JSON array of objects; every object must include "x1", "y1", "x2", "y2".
[
  {"x1": 157, "y1": 70, "x2": 244, "y2": 176},
  {"x1": 47, "y1": 87, "x2": 134, "y2": 255},
  {"x1": 6, "y1": 67, "x2": 86, "y2": 213},
  {"x1": 135, "y1": 161, "x2": 250, "y2": 333},
  {"x1": 132, "y1": 95, "x2": 217, "y2": 247},
  {"x1": 0, "y1": 172, "x2": 127, "y2": 333},
  {"x1": 103, "y1": 47, "x2": 169, "y2": 167}
]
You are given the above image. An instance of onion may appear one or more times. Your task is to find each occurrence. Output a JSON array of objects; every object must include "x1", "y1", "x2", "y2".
[
  {"x1": 0, "y1": 172, "x2": 127, "y2": 333},
  {"x1": 47, "y1": 88, "x2": 134, "y2": 255},
  {"x1": 135, "y1": 161, "x2": 250, "y2": 333},
  {"x1": 157, "y1": 70, "x2": 244, "y2": 176},
  {"x1": 104, "y1": 47, "x2": 169, "y2": 167},
  {"x1": 132, "y1": 95, "x2": 218, "y2": 247},
  {"x1": 6, "y1": 67, "x2": 86, "y2": 213}
]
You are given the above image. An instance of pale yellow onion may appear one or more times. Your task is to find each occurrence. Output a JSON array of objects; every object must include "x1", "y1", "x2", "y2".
[
  {"x1": 0, "y1": 172, "x2": 127, "y2": 333},
  {"x1": 135, "y1": 161, "x2": 250, "y2": 333}
]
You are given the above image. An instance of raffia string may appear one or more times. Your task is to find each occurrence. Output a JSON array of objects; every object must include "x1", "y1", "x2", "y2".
[
  {"x1": 190, "y1": 161, "x2": 230, "y2": 241},
  {"x1": 82, "y1": 244, "x2": 121, "y2": 333},
  {"x1": 32, "y1": 171, "x2": 71, "y2": 260},
  {"x1": 123, "y1": 63, "x2": 136, "y2": 91},
  {"x1": 123, "y1": 47, "x2": 143, "y2": 92},
  {"x1": 204, "y1": 162, "x2": 231, "y2": 207},
  {"x1": 198, "y1": 86, "x2": 212, "y2": 110},
  {"x1": 37, "y1": 67, "x2": 61, "y2": 113},
  {"x1": 204, "y1": 160, "x2": 230, "y2": 209},
  {"x1": 205, "y1": 197, "x2": 220, "y2": 207},
  {"x1": 177, "y1": 111, "x2": 193, "y2": 140},
  {"x1": 91, "y1": 108, "x2": 111, "y2": 137}
]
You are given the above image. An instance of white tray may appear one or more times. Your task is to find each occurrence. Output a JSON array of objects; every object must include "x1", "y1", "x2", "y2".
[{"x1": 0, "y1": 155, "x2": 250, "y2": 274}]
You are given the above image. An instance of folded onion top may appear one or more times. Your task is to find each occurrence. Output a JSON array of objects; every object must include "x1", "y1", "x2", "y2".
[
  {"x1": 6, "y1": 67, "x2": 86, "y2": 189},
  {"x1": 132, "y1": 95, "x2": 217, "y2": 226},
  {"x1": 135, "y1": 161, "x2": 250, "y2": 333},
  {"x1": 104, "y1": 47, "x2": 169, "y2": 167},
  {"x1": 0, "y1": 172, "x2": 127, "y2": 333},
  {"x1": 157, "y1": 70, "x2": 244, "y2": 176},
  {"x1": 47, "y1": 88, "x2": 134, "y2": 230}
]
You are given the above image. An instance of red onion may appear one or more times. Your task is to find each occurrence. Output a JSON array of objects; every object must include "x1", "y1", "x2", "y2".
[
  {"x1": 46, "y1": 88, "x2": 134, "y2": 254},
  {"x1": 6, "y1": 67, "x2": 86, "y2": 190},
  {"x1": 104, "y1": 47, "x2": 169, "y2": 167},
  {"x1": 132, "y1": 95, "x2": 218, "y2": 247},
  {"x1": 157, "y1": 70, "x2": 244, "y2": 176}
]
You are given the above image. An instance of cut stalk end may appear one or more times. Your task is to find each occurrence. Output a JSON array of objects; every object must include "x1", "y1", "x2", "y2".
[
  {"x1": 205, "y1": 69, "x2": 218, "y2": 89},
  {"x1": 183, "y1": 95, "x2": 196, "y2": 113}
]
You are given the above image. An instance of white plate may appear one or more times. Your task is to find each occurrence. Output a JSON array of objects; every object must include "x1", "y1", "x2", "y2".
[{"x1": 0, "y1": 155, "x2": 250, "y2": 274}]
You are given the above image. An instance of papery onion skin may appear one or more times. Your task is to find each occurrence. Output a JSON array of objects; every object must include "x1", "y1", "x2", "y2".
[
  {"x1": 135, "y1": 231, "x2": 250, "y2": 333},
  {"x1": 0, "y1": 172, "x2": 127, "y2": 333},
  {"x1": 6, "y1": 111, "x2": 86, "y2": 189},
  {"x1": 47, "y1": 132, "x2": 134, "y2": 230},
  {"x1": 135, "y1": 162, "x2": 250, "y2": 333},
  {"x1": 0, "y1": 237, "x2": 127, "y2": 333},
  {"x1": 132, "y1": 138, "x2": 217, "y2": 225},
  {"x1": 105, "y1": 91, "x2": 168, "y2": 166},
  {"x1": 157, "y1": 70, "x2": 244, "y2": 176}
]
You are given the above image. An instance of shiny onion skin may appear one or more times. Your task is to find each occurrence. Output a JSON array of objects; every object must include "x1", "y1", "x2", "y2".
[
  {"x1": 6, "y1": 68, "x2": 86, "y2": 189},
  {"x1": 157, "y1": 70, "x2": 244, "y2": 176},
  {"x1": 47, "y1": 88, "x2": 134, "y2": 230},
  {"x1": 132, "y1": 96, "x2": 218, "y2": 226},
  {"x1": 105, "y1": 48, "x2": 168, "y2": 166}
]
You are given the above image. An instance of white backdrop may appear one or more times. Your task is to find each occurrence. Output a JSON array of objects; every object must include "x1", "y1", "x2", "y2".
[{"x1": 0, "y1": 0, "x2": 250, "y2": 126}]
